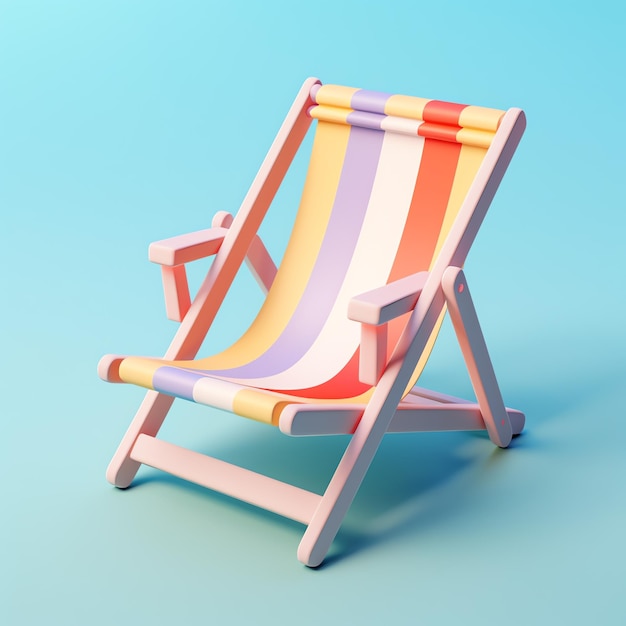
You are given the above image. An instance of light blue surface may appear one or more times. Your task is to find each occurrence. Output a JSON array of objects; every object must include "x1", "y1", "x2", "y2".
[{"x1": 2, "y1": 1, "x2": 625, "y2": 624}]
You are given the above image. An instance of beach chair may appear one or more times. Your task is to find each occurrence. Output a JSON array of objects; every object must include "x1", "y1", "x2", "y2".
[{"x1": 99, "y1": 78, "x2": 526, "y2": 567}]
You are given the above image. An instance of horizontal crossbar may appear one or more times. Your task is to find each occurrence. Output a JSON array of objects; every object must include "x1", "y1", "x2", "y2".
[
  {"x1": 280, "y1": 391, "x2": 525, "y2": 436},
  {"x1": 130, "y1": 434, "x2": 322, "y2": 524}
]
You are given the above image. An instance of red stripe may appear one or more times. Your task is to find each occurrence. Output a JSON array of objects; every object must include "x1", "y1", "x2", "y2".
[
  {"x1": 383, "y1": 137, "x2": 462, "y2": 357},
  {"x1": 418, "y1": 123, "x2": 460, "y2": 142},
  {"x1": 419, "y1": 100, "x2": 467, "y2": 143},
  {"x1": 422, "y1": 100, "x2": 467, "y2": 125},
  {"x1": 276, "y1": 350, "x2": 367, "y2": 399},
  {"x1": 390, "y1": 138, "x2": 462, "y2": 280}
]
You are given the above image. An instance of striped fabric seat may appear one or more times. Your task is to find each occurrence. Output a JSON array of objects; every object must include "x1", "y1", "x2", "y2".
[{"x1": 114, "y1": 84, "x2": 506, "y2": 425}]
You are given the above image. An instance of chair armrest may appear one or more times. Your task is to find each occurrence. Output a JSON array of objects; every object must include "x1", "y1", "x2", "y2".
[
  {"x1": 348, "y1": 272, "x2": 428, "y2": 385},
  {"x1": 348, "y1": 272, "x2": 428, "y2": 325},
  {"x1": 149, "y1": 228, "x2": 229, "y2": 266},
  {"x1": 147, "y1": 227, "x2": 229, "y2": 322},
  {"x1": 148, "y1": 211, "x2": 278, "y2": 323}
]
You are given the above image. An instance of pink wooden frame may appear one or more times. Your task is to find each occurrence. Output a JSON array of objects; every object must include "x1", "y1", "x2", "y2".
[{"x1": 103, "y1": 78, "x2": 526, "y2": 567}]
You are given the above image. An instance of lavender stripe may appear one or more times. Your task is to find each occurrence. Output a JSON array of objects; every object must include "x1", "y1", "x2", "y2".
[
  {"x1": 351, "y1": 89, "x2": 392, "y2": 114},
  {"x1": 209, "y1": 125, "x2": 385, "y2": 380},
  {"x1": 346, "y1": 110, "x2": 385, "y2": 131},
  {"x1": 153, "y1": 366, "x2": 202, "y2": 400}
]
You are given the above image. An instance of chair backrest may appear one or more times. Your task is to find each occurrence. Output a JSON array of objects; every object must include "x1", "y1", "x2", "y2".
[{"x1": 197, "y1": 83, "x2": 521, "y2": 401}]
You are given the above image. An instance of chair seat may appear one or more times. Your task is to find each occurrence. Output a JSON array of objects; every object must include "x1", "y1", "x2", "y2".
[{"x1": 111, "y1": 354, "x2": 373, "y2": 425}]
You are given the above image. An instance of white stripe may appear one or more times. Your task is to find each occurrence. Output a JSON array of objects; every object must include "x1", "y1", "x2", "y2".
[
  {"x1": 192, "y1": 376, "x2": 242, "y2": 410},
  {"x1": 380, "y1": 116, "x2": 423, "y2": 136},
  {"x1": 225, "y1": 130, "x2": 426, "y2": 389}
]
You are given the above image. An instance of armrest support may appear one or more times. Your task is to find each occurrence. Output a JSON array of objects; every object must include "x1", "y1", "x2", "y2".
[
  {"x1": 348, "y1": 272, "x2": 428, "y2": 385},
  {"x1": 148, "y1": 228, "x2": 228, "y2": 322},
  {"x1": 149, "y1": 211, "x2": 278, "y2": 322}
]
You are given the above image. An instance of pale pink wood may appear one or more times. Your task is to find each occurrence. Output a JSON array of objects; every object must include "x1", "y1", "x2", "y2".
[
  {"x1": 297, "y1": 383, "x2": 400, "y2": 566},
  {"x1": 131, "y1": 434, "x2": 321, "y2": 524},
  {"x1": 148, "y1": 228, "x2": 227, "y2": 266},
  {"x1": 359, "y1": 324, "x2": 387, "y2": 385},
  {"x1": 245, "y1": 234, "x2": 278, "y2": 294},
  {"x1": 211, "y1": 211, "x2": 234, "y2": 228},
  {"x1": 348, "y1": 271, "x2": 428, "y2": 325},
  {"x1": 408, "y1": 386, "x2": 472, "y2": 404},
  {"x1": 212, "y1": 211, "x2": 277, "y2": 293},
  {"x1": 279, "y1": 404, "x2": 364, "y2": 436},
  {"x1": 350, "y1": 271, "x2": 428, "y2": 385},
  {"x1": 106, "y1": 391, "x2": 175, "y2": 487},
  {"x1": 279, "y1": 401, "x2": 524, "y2": 437},
  {"x1": 106, "y1": 78, "x2": 319, "y2": 489},
  {"x1": 150, "y1": 226, "x2": 226, "y2": 322},
  {"x1": 503, "y1": 408, "x2": 525, "y2": 435},
  {"x1": 97, "y1": 354, "x2": 126, "y2": 383},
  {"x1": 149, "y1": 211, "x2": 276, "y2": 320},
  {"x1": 441, "y1": 266, "x2": 512, "y2": 447},
  {"x1": 297, "y1": 108, "x2": 526, "y2": 567},
  {"x1": 161, "y1": 265, "x2": 192, "y2": 322}
]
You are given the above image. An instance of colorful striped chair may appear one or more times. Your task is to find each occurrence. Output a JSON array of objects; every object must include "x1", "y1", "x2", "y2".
[{"x1": 99, "y1": 78, "x2": 526, "y2": 567}]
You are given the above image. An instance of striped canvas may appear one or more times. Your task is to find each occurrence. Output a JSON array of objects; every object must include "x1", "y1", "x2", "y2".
[{"x1": 116, "y1": 84, "x2": 505, "y2": 425}]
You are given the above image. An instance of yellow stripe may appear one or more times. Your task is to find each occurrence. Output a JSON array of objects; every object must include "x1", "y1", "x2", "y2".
[
  {"x1": 118, "y1": 356, "x2": 162, "y2": 388},
  {"x1": 313, "y1": 84, "x2": 359, "y2": 108},
  {"x1": 384, "y1": 94, "x2": 430, "y2": 121},
  {"x1": 458, "y1": 105, "x2": 504, "y2": 132},
  {"x1": 183, "y1": 120, "x2": 352, "y2": 371},
  {"x1": 309, "y1": 104, "x2": 352, "y2": 125},
  {"x1": 232, "y1": 388, "x2": 295, "y2": 425},
  {"x1": 456, "y1": 128, "x2": 495, "y2": 149}
]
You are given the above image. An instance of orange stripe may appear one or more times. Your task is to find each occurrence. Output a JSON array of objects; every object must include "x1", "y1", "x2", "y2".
[{"x1": 390, "y1": 138, "x2": 462, "y2": 279}]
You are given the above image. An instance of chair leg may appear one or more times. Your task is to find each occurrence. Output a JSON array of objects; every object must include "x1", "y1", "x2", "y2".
[
  {"x1": 297, "y1": 395, "x2": 396, "y2": 567},
  {"x1": 442, "y1": 267, "x2": 513, "y2": 448},
  {"x1": 106, "y1": 390, "x2": 175, "y2": 488}
]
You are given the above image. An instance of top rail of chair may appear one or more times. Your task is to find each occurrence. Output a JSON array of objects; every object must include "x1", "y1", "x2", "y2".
[{"x1": 308, "y1": 83, "x2": 509, "y2": 148}]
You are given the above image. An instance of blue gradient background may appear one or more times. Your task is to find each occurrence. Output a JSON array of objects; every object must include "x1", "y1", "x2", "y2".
[{"x1": 2, "y1": 1, "x2": 625, "y2": 624}]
